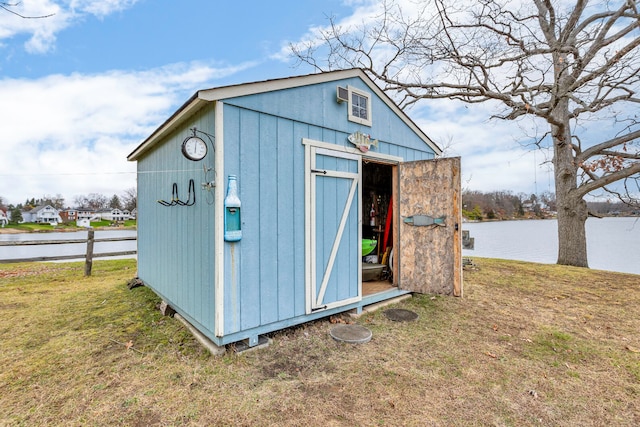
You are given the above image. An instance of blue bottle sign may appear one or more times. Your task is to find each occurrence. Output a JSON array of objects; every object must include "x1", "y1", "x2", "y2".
[{"x1": 224, "y1": 175, "x2": 242, "y2": 242}]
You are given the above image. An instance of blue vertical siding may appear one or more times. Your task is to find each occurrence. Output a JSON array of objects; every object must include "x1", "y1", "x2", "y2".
[
  {"x1": 257, "y1": 114, "x2": 279, "y2": 327},
  {"x1": 235, "y1": 108, "x2": 260, "y2": 331},
  {"x1": 136, "y1": 105, "x2": 216, "y2": 335},
  {"x1": 222, "y1": 105, "x2": 309, "y2": 335},
  {"x1": 276, "y1": 118, "x2": 297, "y2": 320}
]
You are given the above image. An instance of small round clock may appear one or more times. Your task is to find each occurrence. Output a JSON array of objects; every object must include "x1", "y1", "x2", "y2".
[{"x1": 181, "y1": 136, "x2": 208, "y2": 161}]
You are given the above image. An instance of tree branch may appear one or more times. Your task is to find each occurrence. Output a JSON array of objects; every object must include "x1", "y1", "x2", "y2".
[
  {"x1": 576, "y1": 161, "x2": 640, "y2": 198},
  {"x1": 0, "y1": 1, "x2": 54, "y2": 18},
  {"x1": 576, "y1": 129, "x2": 640, "y2": 163}
]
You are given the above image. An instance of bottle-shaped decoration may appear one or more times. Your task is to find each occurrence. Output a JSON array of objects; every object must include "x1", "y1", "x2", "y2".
[
  {"x1": 224, "y1": 175, "x2": 242, "y2": 242},
  {"x1": 369, "y1": 203, "x2": 376, "y2": 227}
]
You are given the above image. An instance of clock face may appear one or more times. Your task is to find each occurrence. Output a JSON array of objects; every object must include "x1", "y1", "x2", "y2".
[{"x1": 181, "y1": 136, "x2": 207, "y2": 161}]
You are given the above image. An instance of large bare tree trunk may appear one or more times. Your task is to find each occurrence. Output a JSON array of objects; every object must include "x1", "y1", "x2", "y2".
[
  {"x1": 555, "y1": 184, "x2": 589, "y2": 267},
  {"x1": 552, "y1": 100, "x2": 589, "y2": 267}
]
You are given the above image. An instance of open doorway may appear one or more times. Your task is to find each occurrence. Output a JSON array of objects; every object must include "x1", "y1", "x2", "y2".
[{"x1": 361, "y1": 160, "x2": 396, "y2": 296}]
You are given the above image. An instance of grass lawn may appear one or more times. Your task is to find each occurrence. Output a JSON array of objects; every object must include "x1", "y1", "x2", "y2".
[
  {"x1": 1, "y1": 258, "x2": 639, "y2": 426},
  {"x1": 1, "y1": 223, "x2": 67, "y2": 232}
]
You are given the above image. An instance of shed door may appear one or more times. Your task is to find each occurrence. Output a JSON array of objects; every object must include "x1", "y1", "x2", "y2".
[
  {"x1": 398, "y1": 157, "x2": 462, "y2": 297},
  {"x1": 306, "y1": 147, "x2": 361, "y2": 313}
]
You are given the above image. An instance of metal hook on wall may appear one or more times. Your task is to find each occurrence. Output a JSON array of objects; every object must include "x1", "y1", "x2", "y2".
[{"x1": 157, "y1": 179, "x2": 196, "y2": 207}]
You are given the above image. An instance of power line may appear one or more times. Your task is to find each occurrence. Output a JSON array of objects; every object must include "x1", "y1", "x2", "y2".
[
  {"x1": 0, "y1": 168, "x2": 205, "y2": 177},
  {"x1": 0, "y1": 171, "x2": 135, "y2": 177}
]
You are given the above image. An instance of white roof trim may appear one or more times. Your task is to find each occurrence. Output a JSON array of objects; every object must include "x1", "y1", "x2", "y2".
[
  {"x1": 127, "y1": 69, "x2": 441, "y2": 161},
  {"x1": 197, "y1": 69, "x2": 361, "y2": 101}
]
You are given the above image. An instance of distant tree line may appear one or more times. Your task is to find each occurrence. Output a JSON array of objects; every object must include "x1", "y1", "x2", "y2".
[{"x1": 463, "y1": 190, "x2": 638, "y2": 221}]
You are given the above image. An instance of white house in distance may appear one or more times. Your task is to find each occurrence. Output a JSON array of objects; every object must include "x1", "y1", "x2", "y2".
[
  {"x1": 72, "y1": 208, "x2": 134, "y2": 226},
  {"x1": 0, "y1": 208, "x2": 8, "y2": 227},
  {"x1": 98, "y1": 208, "x2": 133, "y2": 222},
  {"x1": 21, "y1": 205, "x2": 62, "y2": 224},
  {"x1": 76, "y1": 209, "x2": 102, "y2": 222}
]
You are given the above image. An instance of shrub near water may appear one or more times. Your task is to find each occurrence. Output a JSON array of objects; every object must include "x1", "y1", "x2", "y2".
[{"x1": 1, "y1": 258, "x2": 639, "y2": 426}]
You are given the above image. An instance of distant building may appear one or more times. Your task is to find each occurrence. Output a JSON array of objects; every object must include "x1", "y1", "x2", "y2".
[
  {"x1": 59, "y1": 209, "x2": 78, "y2": 222},
  {"x1": 77, "y1": 209, "x2": 101, "y2": 222},
  {"x1": 21, "y1": 205, "x2": 62, "y2": 224},
  {"x1": 0, "y1": 207, "x2": 8, "y2": 227},
  {"x1": 76, "y1": 218, "x2": 91, "y2": 228},
  {"x1": 99, "y1": 208, "x2": 132, "y2": 222}
]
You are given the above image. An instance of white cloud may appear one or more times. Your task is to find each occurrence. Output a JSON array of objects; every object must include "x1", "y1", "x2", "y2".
[
  {"x1": 413, "y1": 97, "x2": 555, "y2": 195},
  {"x1": 0, "y1": 61, "x2": 256, "y2": 205},
  {"x1": 0, "y1": 0, "x2": 140, "y2": 54},
  {"x1": 68, "y1": 0, "x2": 140, "y2": 18}
]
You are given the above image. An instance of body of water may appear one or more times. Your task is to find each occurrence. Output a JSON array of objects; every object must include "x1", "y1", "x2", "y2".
[
  {"x1": 1, "y1": 221, "x2": 637, "y2": 275},
  {"x1": 0, "y1": 229, "x2": 137, "y2": 262},
  {"x1": 462, "y1": 217, "x2": 640, "y2": 275}
]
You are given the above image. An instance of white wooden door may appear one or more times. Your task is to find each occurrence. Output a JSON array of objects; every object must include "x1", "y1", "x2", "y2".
[{"x1": 306, "y1": 146, "x2": 362, "y2": 313}]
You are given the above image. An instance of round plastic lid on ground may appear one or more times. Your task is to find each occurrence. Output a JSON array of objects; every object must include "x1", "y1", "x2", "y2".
[
  {"x1": 383, "y1": 308, "x2": 419, "y2": 322},
  {"x1": 329, "y1": 324, "x2": 372, "y2": 344}
]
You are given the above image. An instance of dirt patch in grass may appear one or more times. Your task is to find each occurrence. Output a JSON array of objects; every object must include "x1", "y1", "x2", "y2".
[{"x1": 1, "y1": 258, "x2": 639, "y2": 426}]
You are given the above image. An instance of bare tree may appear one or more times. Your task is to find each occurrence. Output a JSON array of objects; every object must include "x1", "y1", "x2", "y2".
[
  {"x1": 74, "y1": 193, "x2": 109, "y2": 211},
  {"x1": 38, "y1": 194, "x2": 65, "y2": 210},
  {"x1": 293, "y1": 0, "x2": 640, "y2": 267},
  {"x1": 0, "y1": 1, "x2": 54, "y2": 18},
  {"x1": 120, "y1": 187, "x2": 137, "y2": 212}
]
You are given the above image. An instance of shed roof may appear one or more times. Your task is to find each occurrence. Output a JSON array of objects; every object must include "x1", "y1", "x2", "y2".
[{"x1": 127, "y1": 68, "x2": 441, "y2": 161}]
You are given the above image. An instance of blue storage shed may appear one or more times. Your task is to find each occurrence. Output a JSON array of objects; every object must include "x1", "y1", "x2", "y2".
[{"x1": 127, "y1": 69, "x2": 462, "y2": 350}]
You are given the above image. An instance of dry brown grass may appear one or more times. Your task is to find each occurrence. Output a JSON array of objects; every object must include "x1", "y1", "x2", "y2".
[{"x1": 1, "y1": 258, "x2": 639, "y2": 426}]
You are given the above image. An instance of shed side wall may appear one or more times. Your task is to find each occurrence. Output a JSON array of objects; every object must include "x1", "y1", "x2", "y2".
[{"x1": 137, "y1": 105, "x2": 216, "y2": 335}]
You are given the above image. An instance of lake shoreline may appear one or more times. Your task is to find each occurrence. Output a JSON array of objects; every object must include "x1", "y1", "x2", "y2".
[
  {"x1": 0, "y1": 226, "x2": 136, "y2": 235},
  {"x1": 463, "y1": 214, "x2": 640, "y2": 224}
]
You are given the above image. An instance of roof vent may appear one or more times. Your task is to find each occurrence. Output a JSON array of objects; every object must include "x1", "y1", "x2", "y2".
[{"x1": 336, "y1": 86, "x2": 349, "y2": 103}]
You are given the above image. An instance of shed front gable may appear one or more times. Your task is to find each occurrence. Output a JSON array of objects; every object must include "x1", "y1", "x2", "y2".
[
  {"x1": 220, "y1": 76, "x2": 437, "y2": 155},
  {"x1": 128, "y1": 69, "x2": 441, "y2": 162}
]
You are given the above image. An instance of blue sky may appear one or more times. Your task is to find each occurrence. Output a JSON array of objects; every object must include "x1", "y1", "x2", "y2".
[{"x1": 0, "y1": 0, "x2": 554, "y2": 207}]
